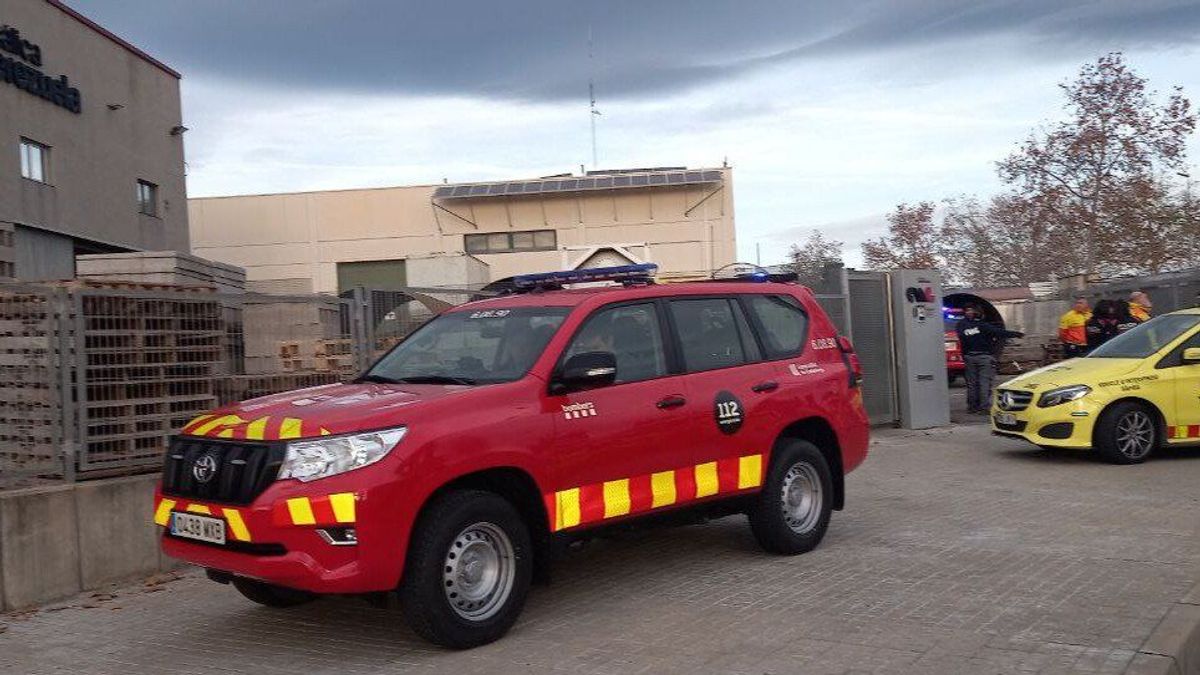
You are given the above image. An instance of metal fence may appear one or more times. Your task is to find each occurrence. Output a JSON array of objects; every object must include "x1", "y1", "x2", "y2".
[{"x1": 0, "y1": 282, "x2": 485, "y2": 487}]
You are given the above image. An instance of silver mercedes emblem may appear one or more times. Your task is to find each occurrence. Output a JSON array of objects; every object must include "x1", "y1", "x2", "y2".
[
  {"x1": 192, "y1": 454, "x2": 218, "y2": 483},
  {"x1": 999, "y1": 392, "x2": 1015, "y2": 410}
]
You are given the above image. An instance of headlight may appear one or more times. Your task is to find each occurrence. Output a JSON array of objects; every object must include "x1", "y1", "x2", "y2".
[
  {"x1": 1038, "y1": 385, "x2": 1091, "y2": 408},
  {"x1": 278, "y1": 427, "x2": 407, "y2": 482}
]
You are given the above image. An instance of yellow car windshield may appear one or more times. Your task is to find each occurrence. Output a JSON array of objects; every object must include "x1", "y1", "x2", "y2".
[{"x1": 1088, "y1": 314, "x2": 1200, "y2": 359}]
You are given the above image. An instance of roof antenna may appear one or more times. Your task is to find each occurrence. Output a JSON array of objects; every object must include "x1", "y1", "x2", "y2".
[{"x1": 588, "y1": 25, "x2": 601, "y2": 171}]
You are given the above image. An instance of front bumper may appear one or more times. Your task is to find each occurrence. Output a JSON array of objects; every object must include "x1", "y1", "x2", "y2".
[
  {"x1": 990, "y1": 396, "x2": 1102, "y2": 449},
  {"x1": 154, "y1": 479, "x2": 406, "y2": 594}
]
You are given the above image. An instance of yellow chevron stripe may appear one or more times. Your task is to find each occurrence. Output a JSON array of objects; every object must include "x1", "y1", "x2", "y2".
[
  {"x1": 555, "y1": 488, "x2": 581, "y2": 531},
  {"x1": 153, "y1": 499, "x2": 176, "y2": 526},
  {"x1": 694, "y1": 461, "x2": 719, "y2": 498},
  {"x1": 244, "y1": 416, "x2": 269, "y2": 440},
  {"x1": 738, "y1": 454, "x2": 763, "y2": 489},
  {"x1": 329, "y1": 493, "x2": 356, "y2": 523},
  {"x1": 279, "y1": 417, "x2": 303, "y2": 439},
  {"x1": 185, "y1": 504, "x2": 212, "y2": 515},
  {"x1": 286, "y1": 497, "x2": 315, "y2": 525},
  {"x1": 222, "y1": 508, "x2": 251, "y2": 542},
  {"x1": 650, "y1": 470, "x2": 676, "y2": 508},
  {"x1": 602, "y1": 479, "x2": 631, "y2": 518},
  {"x1": 192, "y1": 414, "x2": 244, "y2": 437}
]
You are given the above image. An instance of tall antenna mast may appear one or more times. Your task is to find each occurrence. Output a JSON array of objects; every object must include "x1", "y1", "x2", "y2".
[{"x1": 588, "y1": 25, "x2": 600, "y2": 170}]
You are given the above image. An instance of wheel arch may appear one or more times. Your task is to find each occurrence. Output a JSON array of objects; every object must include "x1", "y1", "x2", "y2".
[
  {"x1": 774, "y1": 416, "x2": 844, "y2": 510},
  {"x1": 1094, "y1": 396, "x2": 1169, "y2": 447},
  {"x1": 410, "y1": 466, "x2": 552, "y2": 585}
]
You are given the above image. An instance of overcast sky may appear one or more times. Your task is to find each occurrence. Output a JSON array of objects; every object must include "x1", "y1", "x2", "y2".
[{"x1": 71, "y1": 0, "x2": 1200, "y2": 267}]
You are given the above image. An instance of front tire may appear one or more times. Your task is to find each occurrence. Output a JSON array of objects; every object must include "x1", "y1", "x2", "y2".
[
  {"x1": 749, "y1": 440, "x2": 834, "y2": 554},
  {"x1": 1094, "y1": 401, "x2": 1158, "y2": 464},
  {"x1": 232, "y1": 578, "x2": 316, "y2": 608},
  {"x1": 400, "y1": 490, "x2": 532, "y2": 649}
]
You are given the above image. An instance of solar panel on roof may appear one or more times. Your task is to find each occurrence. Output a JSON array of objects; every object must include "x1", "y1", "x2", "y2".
[
  {"x1": 452, "y1": 185, "x2": 471, "y2": 197},
  {"x1": 469, "y1": 184, "x2": 490, "y2": 196},
  {"x1": 648, "y1": 174, "x2": 666, "y2": 185},
  {"x1": 523, "y1": 181, "x2": 541, "y2": 193},
  {"x1": 488, "y1": 183, "x2": 506, "y2": 195},
  {"x1": 433, "y1": 186, "x2": 453, "y2": 197},
  {"x1": 613, "y1": 175, "x2": 631, "y2": 187},
  {"x1": 667, "y1": 172, "x2": 684, "y2": 184},
  {"x1": 684, "y1": 171, "x2": 702, "y2": 182},
  {"x1": 505, "y1": 183, "x2": 523, "y2": 194},
  {"x1": 702, "y1": 170, "x2": 722, "y2": 181},
  {"x1": 594, "y1": 176, "x2": 613, "y2": 188},
  {"x1": 631, "y1": 175, "x2": 648, "y2": 186}
]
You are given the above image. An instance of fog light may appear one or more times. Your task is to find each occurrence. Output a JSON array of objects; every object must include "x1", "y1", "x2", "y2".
[{"x1": 317, "y1": 527, "x2": 357, "y2": 546}]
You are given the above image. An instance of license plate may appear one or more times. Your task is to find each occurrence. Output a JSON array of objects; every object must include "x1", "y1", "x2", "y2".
[
  {"x1": 170, "y1": 512, "x2": 226, "y2": 545},
  {"x1": 994, "y1": 412, "x2": 1017, "y2": 426}
]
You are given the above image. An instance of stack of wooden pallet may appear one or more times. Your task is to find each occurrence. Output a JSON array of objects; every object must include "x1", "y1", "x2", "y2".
[
  {"x1": 75, "y1": 288, "x2": 222, "y2": 474},
  {"x1": 313, "y1": 338, "x2": 354, "y2": 373},
  {"x1": 0, "y1": 290, "x2": 62, "y2": 480},
  {"x1": 277, "y1": 341, "x2": 305, "y2": 371}
]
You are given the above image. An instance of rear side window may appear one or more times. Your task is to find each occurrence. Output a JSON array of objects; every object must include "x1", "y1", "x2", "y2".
[
  {"x1": 669, "y1": 298, "x2": 756, "y2": 372},
  {"x1": 745, "y1": 294, "x2": 808, "y2": 359},
  {"x1": 562, "y1": 303, "x2": 667, "y2": 383}
]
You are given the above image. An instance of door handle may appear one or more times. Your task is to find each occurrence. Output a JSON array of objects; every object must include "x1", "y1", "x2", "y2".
[
  {"x1": 751, "y1": 381, "x2": 779, "y2": 393},
  {"x1": 656, "y1": 395, "x2": 686, "y2": 409}
]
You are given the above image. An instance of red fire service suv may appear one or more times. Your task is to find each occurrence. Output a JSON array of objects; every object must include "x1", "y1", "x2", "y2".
[{"x1": 155, "y1": 265, "x2": 870, "y2": 648}]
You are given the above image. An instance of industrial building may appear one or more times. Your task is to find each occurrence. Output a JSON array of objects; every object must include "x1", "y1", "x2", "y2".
[
  {"x1": 188, "y1": 167, "x2": 737, "y2": 293},
  {"x1": 1, "y1": 0, "x2": 187, "y2": 281}
]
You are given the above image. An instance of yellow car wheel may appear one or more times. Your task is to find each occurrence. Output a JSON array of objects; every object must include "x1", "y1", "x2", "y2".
[{"x1": 1094, "y1": 401, "x2": 1159, "y2": 464}]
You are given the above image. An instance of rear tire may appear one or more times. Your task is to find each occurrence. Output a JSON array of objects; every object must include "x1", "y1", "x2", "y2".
[
  {"x1": 232, "y1": 578, "x2": 316, "y2": 608},
  {"x1": 1094, "y1": 401, "x2": 1158, "y2": 464},
  {"x1": 749, "y1": 440, "x2": 834, "y2": 555},
  {"x1": 399, "y1": 490, "x2": 532, "y2": 649}
]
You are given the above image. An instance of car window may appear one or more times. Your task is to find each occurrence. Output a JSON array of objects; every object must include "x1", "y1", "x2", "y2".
[
  {"x1": 366, "y1": 307, "x2": 569, "y2": 384},
  {"x1": 1089, "y1": 314, "x2": 1200, "y2": 359},
  {"x1": 745, "y1": 294, "x2": 808, "y2": 358},
  {"x1": 669, "y1": 298, "x2": 749, "y2": 372},
  {"x1": 562, "y1": 303, "x2": 667, "y2": 383}
]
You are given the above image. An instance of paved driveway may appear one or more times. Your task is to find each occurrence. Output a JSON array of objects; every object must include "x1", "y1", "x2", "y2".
[{"x1": 3, "y1": 421, "x2": 1198, "y2": 674}]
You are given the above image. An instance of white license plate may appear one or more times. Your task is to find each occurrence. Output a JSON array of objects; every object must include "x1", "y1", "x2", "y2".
[
  {"x1": 170, "y1": 512, "x2": 226, "y2": 545},
  {"x1": 994, "y1": 412, "x2": 1017, "y2": 426}
]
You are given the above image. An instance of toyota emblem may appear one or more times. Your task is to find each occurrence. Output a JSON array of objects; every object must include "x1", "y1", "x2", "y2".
[{"x1": 192, "y1": 454, "x2": 218, "y2": 483}]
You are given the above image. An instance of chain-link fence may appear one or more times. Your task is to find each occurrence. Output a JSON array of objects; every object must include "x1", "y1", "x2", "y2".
[{"x1": 0, "y1": 281, "x2": 486, "y2": 487}]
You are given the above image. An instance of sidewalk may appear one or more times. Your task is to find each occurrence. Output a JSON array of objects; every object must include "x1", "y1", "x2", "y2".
[{"x1": 2, "y1": 422, "x2": 1198, "y2": 674}]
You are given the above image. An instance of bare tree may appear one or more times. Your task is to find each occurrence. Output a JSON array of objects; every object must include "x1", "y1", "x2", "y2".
[
  {"x1": 860, "y1": 201, "x2": 941, "y2": 271},
  {"x1": 997, "y1": 52, "x2": 1196, "y2": 277},
  {"x1": 787, "y1": 230, "x2": 844, "y2": 288}
]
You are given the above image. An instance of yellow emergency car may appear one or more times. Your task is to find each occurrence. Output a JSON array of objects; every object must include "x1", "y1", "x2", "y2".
[{"x1": 992, "y1": 309, "x2": 1200, "y2": 463}]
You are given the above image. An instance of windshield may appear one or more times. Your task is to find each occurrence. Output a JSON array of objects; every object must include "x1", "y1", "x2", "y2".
[
  {"x1": 363, "y1": 307, "x2": 569, "y2": 385},
  {"x1": 1088, "y1": 314, "x2": 1200, "y2": 359}
]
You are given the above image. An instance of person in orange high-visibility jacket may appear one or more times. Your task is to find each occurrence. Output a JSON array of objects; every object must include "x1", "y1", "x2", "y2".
[
  {"x1": 1058, "y1": 296, "x2": 1092, "y2": 358},
  {"x1": 1128, "y1": 291, "x2": 1153, "y2": 324}
]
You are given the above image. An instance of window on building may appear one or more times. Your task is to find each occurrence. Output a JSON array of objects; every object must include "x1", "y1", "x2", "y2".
[
  {"x1": 137, "y1": 180, "x2": 158, "y2": 216},
  {"x1": 464, "y1": 229, "x2": 556, "y2": 254},
  {"x1": 19, "y1": 138, "x2": 49, "y2": 183}
]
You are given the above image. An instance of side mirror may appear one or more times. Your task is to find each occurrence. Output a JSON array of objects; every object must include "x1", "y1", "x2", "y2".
[
  {"x1": 1183, "y1": 347, "x2": 1200, "y2": 364},
  {"x1": 552, "y1": 351, "x2": 617, "y2": 394}
]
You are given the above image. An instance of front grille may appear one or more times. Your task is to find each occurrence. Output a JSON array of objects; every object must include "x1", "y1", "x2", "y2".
[
  {"x1": 993, "y1": 417, "x2": 1028, "y2": 432},
  {"x1": 161, "y1": 436, "x2": 283, "y2": 505},
  {"x1": 995, "y1": 389, "x2": 1033, "y2": 412}
]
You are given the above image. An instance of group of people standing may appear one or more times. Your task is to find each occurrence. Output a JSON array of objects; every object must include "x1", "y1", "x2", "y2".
[{"x1": 1057, "y1": 291, "x2": 1153, "y2": 357}]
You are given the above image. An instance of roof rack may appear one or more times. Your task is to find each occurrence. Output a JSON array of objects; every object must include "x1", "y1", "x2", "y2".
[{"x1": 511, "y1": 264, "x2": 658, "y2": 293}]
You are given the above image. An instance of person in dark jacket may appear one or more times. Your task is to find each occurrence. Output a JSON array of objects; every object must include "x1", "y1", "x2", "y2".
[
  {"x1": 1086, "y1": 300, "x2": 1124, "y2": 349},
  {"x1": 956, "y1": 304, "x2": 1024, "y2": 415}
]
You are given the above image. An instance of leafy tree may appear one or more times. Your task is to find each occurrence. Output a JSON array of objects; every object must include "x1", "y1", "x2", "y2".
[
  {"x1": 996, "y1": 52, "x2": 1195, "y2": 277},
  {"x1": 860, "y1": 201, "x2": 941, "y2": 270},
  {"x1": 787, "y1": 230, "x2": 843, "y2": 288}
]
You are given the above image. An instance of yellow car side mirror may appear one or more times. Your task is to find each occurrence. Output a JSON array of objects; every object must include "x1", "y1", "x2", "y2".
[{"x1": 1183, "y1": 347, "x2": 1200, "y2": 364}]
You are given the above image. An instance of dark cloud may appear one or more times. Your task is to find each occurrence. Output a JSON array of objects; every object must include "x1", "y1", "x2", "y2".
[{"x1": 66, "y1": 0, "x2": 1200, "y2": 101}]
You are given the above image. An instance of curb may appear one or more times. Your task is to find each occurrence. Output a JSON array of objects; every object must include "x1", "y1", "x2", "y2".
[{"x1": 1128, "y1": 580, "x2": 1200, "y2": 674}]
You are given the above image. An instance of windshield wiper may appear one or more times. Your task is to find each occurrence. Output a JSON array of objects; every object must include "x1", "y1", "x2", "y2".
[
  {"x1": 395, "y1": 375, "x2": 478, "y2": 386},
  {"x1": 355, "y1": 373, "x2": 403, "y2": 384}
]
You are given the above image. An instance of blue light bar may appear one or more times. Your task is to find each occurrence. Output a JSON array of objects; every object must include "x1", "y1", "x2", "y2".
[{"x1": 512, "y1": 264, "x2": 658, "y2": 291}]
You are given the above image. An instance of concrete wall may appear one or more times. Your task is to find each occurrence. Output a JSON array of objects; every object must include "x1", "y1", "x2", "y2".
[
  {"x1": 0, "y1": 0, "x2": 188, "y2": 256},
  {"x1": 189, "y1": 168, "x2": 736, "y2": 292},
  {"x1": 0, "y1": 475, "x2": 173, "y2": 611}
]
